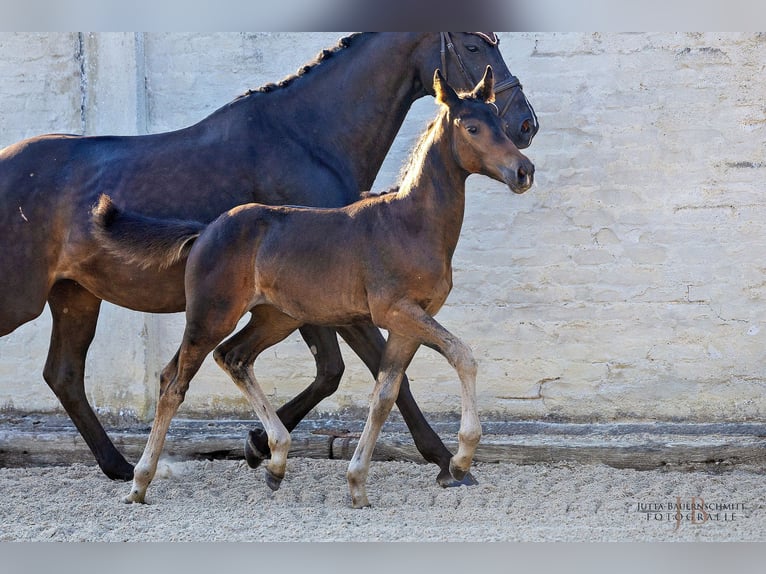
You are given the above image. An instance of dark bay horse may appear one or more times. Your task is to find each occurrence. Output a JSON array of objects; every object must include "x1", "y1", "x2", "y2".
[
  {"x1": 93, "y1": 67, "x2": 534, "y2": 507},
  {"x1": 0, "y1": 33, "x2": 538, "y2": 485}
]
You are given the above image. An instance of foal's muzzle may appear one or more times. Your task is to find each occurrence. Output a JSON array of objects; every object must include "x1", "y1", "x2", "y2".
[{"x1": 503, "y1": 158, "x2": 535, "y2": 194}]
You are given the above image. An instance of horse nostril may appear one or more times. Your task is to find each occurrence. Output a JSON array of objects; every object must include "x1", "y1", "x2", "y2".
[
  {"x1": 520, "y1": 119, "x2": 531, "y2": 134},
  {"x1": 517, "y1": 163, "x2": 534, "y2": 185}
]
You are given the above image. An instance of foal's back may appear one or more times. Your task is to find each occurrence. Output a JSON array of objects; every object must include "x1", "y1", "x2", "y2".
[{"x1": 186, "y1": 192, "x2": 449, "y2": 328}]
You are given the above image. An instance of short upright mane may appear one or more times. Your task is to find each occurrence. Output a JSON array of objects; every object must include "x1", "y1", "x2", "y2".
[
  {"x1": 243, "y1": 33, "x2": 366, "y2": 96},
  {"x1": 395, "y1": 117, "x2": 440, "y2": 190},
  {"x1": 396, "y1": 89, "x2": 485, "y2": 189}
]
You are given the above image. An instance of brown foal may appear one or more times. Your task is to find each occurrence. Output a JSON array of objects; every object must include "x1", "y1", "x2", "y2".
[{"x1": 93, "y1": 67, "x2": 534, "y2": 508}]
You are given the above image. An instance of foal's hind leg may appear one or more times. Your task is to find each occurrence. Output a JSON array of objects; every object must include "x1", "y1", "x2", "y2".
[
  {"x1": 244, "y1": 324, "x2": 344, "y2": 469},
  {"x1": 125, "y1": 313, "x2": 241, "y2": 503},
  {"x1": 338, "y1": 323, "x2": 477, "y2": 488},
  {"x1": 346, "y1": 333, "x2": 420, "y2": 508},
  {"x1": 45, "y1": 280, "x2": 134, "y2": 480},
  {"x1": 214, "y1": 305, "x2": 303, "y2": 490},
  {"x1": 126, "y1": 337, "x2": 230, "y2": 503}
]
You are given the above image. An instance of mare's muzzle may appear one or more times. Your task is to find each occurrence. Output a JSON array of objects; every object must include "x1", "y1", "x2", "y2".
[{"x1": 495, "y1": 76, "x2": 539, "y2": 150}]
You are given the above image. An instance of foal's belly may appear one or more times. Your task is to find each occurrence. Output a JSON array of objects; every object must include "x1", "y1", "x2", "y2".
[{"x1": 260, "y1": 277, "x2": 371, "y2": 327}]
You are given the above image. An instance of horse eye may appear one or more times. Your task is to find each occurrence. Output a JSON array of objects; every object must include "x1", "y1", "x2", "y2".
[
  {"x1": 466, "y1": 125, "x2": 478, "y2": 134},
  {"x1": 465, "y1": 45, "x2": 479, "y2": 53}
]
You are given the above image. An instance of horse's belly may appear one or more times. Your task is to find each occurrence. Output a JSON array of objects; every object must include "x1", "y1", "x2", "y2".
[
  {"x1": 62, "y1": 253, "x2": 189, "y2": 313},
  {"x1": 261, "y1": 277, "x2": 370, "y2": 326}
]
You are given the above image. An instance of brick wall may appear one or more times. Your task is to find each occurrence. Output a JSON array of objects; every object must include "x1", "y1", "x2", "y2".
[{"x1": 1, "y1": 33, "x2": 764, "y2": 423}]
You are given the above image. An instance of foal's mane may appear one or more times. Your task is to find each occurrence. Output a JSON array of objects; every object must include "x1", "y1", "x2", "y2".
[
  {"x1": 242, "y1": 33, "x2": 366, "y2": 97},
  {"x1": 395, "y1": 90, "x2": 483, "y2": 189}
]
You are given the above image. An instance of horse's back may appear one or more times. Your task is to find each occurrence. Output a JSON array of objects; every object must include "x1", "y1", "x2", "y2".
[{"x1": 183, "y1": 204, "x2": 370, "y2": 325}]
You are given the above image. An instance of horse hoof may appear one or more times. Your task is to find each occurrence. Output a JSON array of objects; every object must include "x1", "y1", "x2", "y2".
[
  {"x1": 448, "y1": 459, "x2": 472, "y2": 483},
  {"x1": 264, "y1": 467, "x2": 284, "y2": 491},
  {"x1": 437, "y1": 467, "x2": 478, "y2": 488},
  {"x1": 103, "y1": 460, "x2": 135, "y2": 481},
  {"x1": 122, "y1": 490, "x2": 146, "y2": 504},
  {"x1": 244, "y1": 429, "x2": 270, "y2": 469},
  {"x1": 351, "y1": 497, "x2": 371, "y2": 509}
]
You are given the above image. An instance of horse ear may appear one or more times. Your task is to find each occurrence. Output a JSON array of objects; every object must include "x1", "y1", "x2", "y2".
[
  {"x1": 472, "y1": 66, "x2": 495, "y2": 104},
  {"x1": 434, "y1": 69, "x2": 460, "y2": 108}
]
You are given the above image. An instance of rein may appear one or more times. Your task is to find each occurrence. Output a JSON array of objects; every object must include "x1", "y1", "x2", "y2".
[{"x1": 440, "y1": 32, "x2": 523, "y2": 119}]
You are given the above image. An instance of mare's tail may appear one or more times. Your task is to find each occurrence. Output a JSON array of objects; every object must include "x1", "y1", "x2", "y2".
[{"x1": 91, "y1": 194, "x2": 207, "y2": 269}]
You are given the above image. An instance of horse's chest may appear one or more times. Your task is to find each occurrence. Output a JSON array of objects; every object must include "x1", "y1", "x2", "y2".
[{"x1": 406, "y1": 265, "x2": 453, "y2": 314}]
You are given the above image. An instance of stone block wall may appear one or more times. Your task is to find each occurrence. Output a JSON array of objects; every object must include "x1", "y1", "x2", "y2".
[{"x1": 1, "y1": 33, "x2": 764, "y2": 423}]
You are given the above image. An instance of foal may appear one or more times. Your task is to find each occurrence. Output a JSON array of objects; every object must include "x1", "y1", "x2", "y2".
[{"x1": 93, "y1": 67, "x2": 534, "y2": 508}]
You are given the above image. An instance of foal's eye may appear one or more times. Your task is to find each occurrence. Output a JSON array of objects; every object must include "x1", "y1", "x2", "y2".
[
  {"x1": 466, "y1": 125, "x2": 478, "y2": 134},
  {"x1": 465, "y1": 45, "x2": 479, "y2": 53}
]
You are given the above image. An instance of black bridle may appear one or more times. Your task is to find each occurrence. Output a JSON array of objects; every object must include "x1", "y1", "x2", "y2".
[{"x1": 439, "y1": 32, "x2": 528, "y2": 121}]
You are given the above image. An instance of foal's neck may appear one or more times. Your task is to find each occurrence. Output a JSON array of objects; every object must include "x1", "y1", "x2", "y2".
[{"x1": 396, "y1": 117, "x2": 469, "y2": 259}]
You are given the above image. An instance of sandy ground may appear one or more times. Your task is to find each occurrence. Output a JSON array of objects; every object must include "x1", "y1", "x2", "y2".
[{"x1": 0, "y1": 457, "x2": 763, "y2": 542}]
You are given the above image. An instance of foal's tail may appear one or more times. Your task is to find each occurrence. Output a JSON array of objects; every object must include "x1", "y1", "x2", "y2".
[{"x1": 91, "y1": 194, "x2": 207, "y2": 270}]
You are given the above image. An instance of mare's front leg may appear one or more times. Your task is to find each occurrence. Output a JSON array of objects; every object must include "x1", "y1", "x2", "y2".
[
  {"x1": 338, "y1": 323, "x2": 477, "y2": 488},
  {"x1": 214, "y1": 305, "x2": 303, "y2": 491},
  {"x1": 45, "y1": 280, "x2": 135, "y2": 480},
  {"x1": 346, "y1": 333, "x2": 420, "y2": 508}
]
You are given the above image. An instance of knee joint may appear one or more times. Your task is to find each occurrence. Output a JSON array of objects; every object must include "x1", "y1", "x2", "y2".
[{"x1": 213, "y1": 346, "x2": 247, "y2": 377}]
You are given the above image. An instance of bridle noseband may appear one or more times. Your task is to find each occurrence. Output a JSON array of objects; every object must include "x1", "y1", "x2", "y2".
[{"x1": 439, "y1": 32, "x2": 524, "y2": 120}]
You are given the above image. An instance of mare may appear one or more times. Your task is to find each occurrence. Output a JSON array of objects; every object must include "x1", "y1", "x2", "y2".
[
  {"x1": 0, "y1": 33, "x2": 538, "y2": 485},
  {"x1": 93, "y1": 67, "x2": 534, "y2": 507}
]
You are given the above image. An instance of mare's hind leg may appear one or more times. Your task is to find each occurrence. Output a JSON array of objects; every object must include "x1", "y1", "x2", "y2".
[
  {"x1": 338, "y1": 323, "x2": 477, "y2": 488},
  {"x1": 45, "y1": 280, "x2": 134, "y2": 480},
  {"x1": 346, "y1": 332, "x2": 420, "y2": 508},
  {"x1": 244, "y1": 324, "x2": 344, "y2": 469}
]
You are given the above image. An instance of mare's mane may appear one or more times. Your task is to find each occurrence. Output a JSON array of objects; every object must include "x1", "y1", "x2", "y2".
[{"x1": 243, "y1": 33, "x2": 366, "y2": 97}]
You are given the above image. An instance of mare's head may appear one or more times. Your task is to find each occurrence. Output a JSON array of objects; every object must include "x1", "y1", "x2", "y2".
[
  {"x1": 416, "y1": 33, "x2": 538, "y2": 149},
  {"x1": 435, "y1": 66, "x2": 535, "y2": 195}
]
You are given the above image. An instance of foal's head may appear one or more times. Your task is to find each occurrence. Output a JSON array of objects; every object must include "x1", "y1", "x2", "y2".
[{"x1": 435, "y1": 67, "x2": 535, "y2": 195}]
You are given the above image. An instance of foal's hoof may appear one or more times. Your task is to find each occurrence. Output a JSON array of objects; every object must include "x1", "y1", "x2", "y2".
[
  {"x1": 437, "y1": 467, "x2": 478, "y2": 488},
  {"x1": 244, "y1": 429, "x2": 270, "y2": 469},
  {"x1": 448, "y1": 459, "x2": 474, "y2": 483},
  {"x1": 264, "y1": 467, "x2": 284, "y2": 492},
  {"x1": 122, "y1": 490, "x2": 146, "y2": 504},
  {"x1": 351, "y1": 496, "x2": 371, "y2": 509}
]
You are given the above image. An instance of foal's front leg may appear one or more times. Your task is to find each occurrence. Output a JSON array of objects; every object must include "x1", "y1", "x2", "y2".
[
  {"x1": 338, "y1": 322, "x2": 477, "y2": 488},
  {"x1": 380, "y1": 302, "x2": 481, "y2": 483},
  {"x1": 346, "y1": 333, "x2": 420, "y2": 508}
]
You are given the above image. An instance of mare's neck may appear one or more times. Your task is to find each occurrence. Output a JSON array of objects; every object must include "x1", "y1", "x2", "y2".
[{"x1": 246, "y1": 33, "x2": 433, "y2": 192}]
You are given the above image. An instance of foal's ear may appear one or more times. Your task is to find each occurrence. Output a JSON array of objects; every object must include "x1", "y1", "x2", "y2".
[
  {"x1": 434, "y1": 69, "x2": 460, "y2": 108},
  {"x1": 472, "y1": 66, "x2": 495, "y2": 104}
]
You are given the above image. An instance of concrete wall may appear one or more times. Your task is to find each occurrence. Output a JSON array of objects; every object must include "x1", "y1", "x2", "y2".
[{"x1": 1, "y1": 33, "x2": 765, "y2": 423}]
